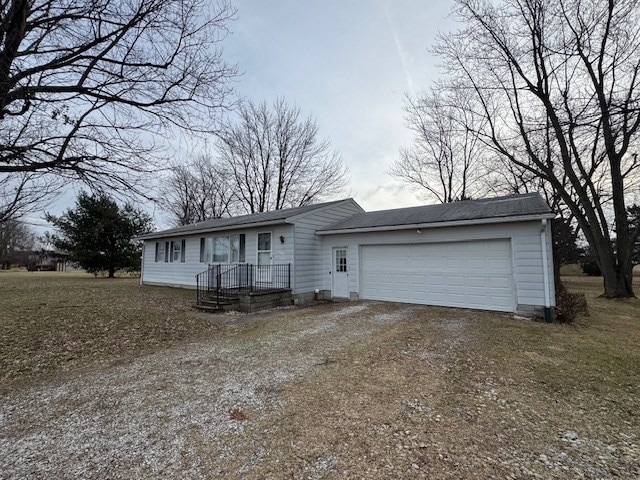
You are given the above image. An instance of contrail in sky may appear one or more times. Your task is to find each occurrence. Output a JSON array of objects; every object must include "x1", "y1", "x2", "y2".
[{"x1": 383, "y1": 4, "x2": 415, "y2": 96}]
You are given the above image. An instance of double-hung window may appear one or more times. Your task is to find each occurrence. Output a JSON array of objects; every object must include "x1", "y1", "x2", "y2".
[
  {"x1": 155, "y1": 242, "x2": 166, "y2": 262},
  {"x1": 230, "y1": 234, "x2": 246, "y2": 263},
  {"x1": 169, "y1": 239, "x2": 186, "y2": 263}
]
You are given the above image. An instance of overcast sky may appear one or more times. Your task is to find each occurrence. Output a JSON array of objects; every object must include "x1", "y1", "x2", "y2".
[
  {"x1": 28, "y1": 0, "x2": 457, "y2": 233},
  {"x1": 220, "y1": 0, "x2": 456, "y2": 212}
]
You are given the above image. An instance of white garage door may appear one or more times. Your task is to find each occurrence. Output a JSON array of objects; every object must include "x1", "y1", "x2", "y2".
[{"x1": 360, "y1": 239, "x2": 514, "y2": 312}]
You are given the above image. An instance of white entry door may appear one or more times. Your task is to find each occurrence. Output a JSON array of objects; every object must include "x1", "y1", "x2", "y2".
[
  {"x1": 332, "y1": 248, "x2": 349, "y2": 298},
  {"x1": 257, "y1": 232, "x2": 272, "y2": 284}
]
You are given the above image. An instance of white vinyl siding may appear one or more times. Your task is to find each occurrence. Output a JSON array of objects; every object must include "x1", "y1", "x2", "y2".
[
  {"x1": 292, "y1": 201, "x2": 364, "y2": 294},
  {"x1": 142, "y1": 225, "x2": 293, "y2": 288}
]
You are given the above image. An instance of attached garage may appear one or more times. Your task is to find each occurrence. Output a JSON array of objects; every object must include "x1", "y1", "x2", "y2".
[
  {"x1": 318, "y1": 193, "x2": 556, "y2": 319},
  {"x1": 360, "y1": 240, "x2": 514, "y2": 312}
]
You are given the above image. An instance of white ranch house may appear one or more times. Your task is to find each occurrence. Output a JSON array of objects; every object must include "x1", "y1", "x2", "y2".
[{"x1": 138, "y1": 193, "x2": 555, "y2": 318}]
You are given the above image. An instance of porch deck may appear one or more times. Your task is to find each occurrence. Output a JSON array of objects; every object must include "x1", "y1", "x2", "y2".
[{"x1": 195, "y1": 263, "x2": 292, "y2": 312}]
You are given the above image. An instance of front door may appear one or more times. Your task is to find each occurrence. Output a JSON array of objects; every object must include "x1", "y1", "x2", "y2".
[
  {"x1": 332, "y1": 248, "x2": 349, "y2": 298},
  {"x1": 257, "y1": 232, "x2": 272, "y2": 284}
]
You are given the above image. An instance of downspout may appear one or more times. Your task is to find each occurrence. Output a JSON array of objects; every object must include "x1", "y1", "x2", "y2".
[
  {"x1": 540, "y1": 219, "x2": 552, "y2": 323},
  {"x1": 140, "y1": 241, "x2": 145, "y2": 286}
]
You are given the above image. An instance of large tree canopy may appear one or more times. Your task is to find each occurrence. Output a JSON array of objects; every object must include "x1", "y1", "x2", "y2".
[
  {"x1": 437, "y1": 0, "x2": 640, "y2": 297},
  {"x1": 0, "y1": 0, "x2": 236, "y2": 222},
  {"x1": 47, "y1": 192, "x2": 153, "y2": 277}
]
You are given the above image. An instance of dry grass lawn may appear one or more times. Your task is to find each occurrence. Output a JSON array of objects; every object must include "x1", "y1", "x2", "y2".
[
  {"x1": 0, "y1": 270, "x2": 639, "y2": 479},
  {"x1": 0, "y1": 271, "x2": 218, "y2": 393}
]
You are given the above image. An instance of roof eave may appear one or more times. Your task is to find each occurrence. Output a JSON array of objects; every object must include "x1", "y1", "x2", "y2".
[
  {"x1": 136, "y1": 219, "x2": 292, "y2": 241},
  {"x1": 317, "y1": 212, "x2": 555, "y2": 235}
]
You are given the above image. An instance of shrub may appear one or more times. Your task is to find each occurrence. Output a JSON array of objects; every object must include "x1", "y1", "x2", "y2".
[
  {"x1": 555, "y1": 282, "x2": 589, "y2": 323},
  {"x1": 580, "y1": 259, "x2": 602, "y2": 276}
]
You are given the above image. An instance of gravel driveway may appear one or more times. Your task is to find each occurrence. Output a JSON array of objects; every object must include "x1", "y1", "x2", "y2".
[
  {"x1": 1, "y1": 302, "x2": 417, "y2": 479},
  {"x1": 3, "y1": 298, "x2": 638, "y2": 479}
]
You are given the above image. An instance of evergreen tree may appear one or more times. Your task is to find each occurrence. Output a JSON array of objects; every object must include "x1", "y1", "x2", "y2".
[{"x1": 47, "y1": 193, "x2": 153, "y2": 277}]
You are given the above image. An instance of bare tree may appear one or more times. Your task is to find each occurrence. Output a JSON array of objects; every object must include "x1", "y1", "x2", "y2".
[
  {"x1": 0, "y1": 219, "x2": 36, "y2": 269},
  {"x1": 390, "y1": 89, "x2": 487, "y2": 203},
  {"x1": 0, "y1": 0, "x2": 236, "y2": 207},
  {"x1": 1, "y1": 172, "x2": 61, "y2": 223},
  {"x1": 217, "y1": 98, "x2": 348, "y2": 213},
  {"x1": 160, "y1": 155, "x2": 235, "y2": 226},
  {"x1": 437, "y1": 0, "x2": 640, "y2": 297}
]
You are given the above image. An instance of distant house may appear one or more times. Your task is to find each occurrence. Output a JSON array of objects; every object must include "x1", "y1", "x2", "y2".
[
  {"x1": 138, "y1": 193, "x2": 555, "y2": 318},
  {"x1": 26, "y1": 251, "x2": 69, "y2": 271}
]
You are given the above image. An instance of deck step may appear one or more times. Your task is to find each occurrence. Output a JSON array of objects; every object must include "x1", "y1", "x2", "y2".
[
  {"x1": 192, "y1": 303, "x2": 226, "y2": 313},
  {"x1": 198, "y1": 299, "x2": 235, "y2": 307}
]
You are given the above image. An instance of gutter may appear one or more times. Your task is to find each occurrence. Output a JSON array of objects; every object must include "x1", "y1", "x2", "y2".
[
  {"x1": 317, "y1": 213, "x2": 556, "y2": 235},
  {"x1": 135, "y1": 219, "x2": 291, "y2": 241}
]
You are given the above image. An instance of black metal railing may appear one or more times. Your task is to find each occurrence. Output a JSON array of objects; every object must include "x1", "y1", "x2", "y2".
[{"x1": 196, "y1": 263, "x2": 291, "y2": 306}]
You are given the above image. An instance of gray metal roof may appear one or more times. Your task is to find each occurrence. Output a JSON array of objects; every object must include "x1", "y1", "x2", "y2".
[
  {"x1": 318, "y1": 193, "x2": 553, "y2": 233},
  {"x1": 139, "y1": 199, "x2": 353, "y2": 240}
]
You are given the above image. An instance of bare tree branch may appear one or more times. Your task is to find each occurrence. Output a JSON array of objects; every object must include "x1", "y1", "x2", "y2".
[
  {"x1": 0, "y1": 0, "x2": 237, "y2": 219},
  {"x1": 437, "y1": 0, "x2": 640, "y2": 297},
  {"x1": 390, "y1": 89, "x2": 488, "y2": 203},
  {"x1": 160, "y1": 154, "x2": 236, "y2": 226},
  {"x1": 216, "y1": 98, "x2": 349, "y2": 214}
]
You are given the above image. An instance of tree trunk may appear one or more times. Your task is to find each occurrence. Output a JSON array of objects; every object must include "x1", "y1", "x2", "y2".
[
  {"x1": 598, "y1": 244, "x2": 635, "y2": 298},
  {"x1": 601, "y1": 266, "x2": 634, "y2": 298},
  {"x1": 108, "y1": 266, "x2": 115, "y2": 278}
]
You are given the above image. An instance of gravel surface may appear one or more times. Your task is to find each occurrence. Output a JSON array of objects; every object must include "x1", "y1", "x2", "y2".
[
  {"x1": 0, "y1": 302, "x2": 416, "y2": 479},
  {"x1": 2, "y1": 292, "x2": 638, "y2": 479}
]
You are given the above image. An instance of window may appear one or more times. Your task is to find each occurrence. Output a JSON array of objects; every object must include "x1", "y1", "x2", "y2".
[
  {"x1": 170, "y1": 239, "x2": 185, "y2": 263},
  {"x1": 257, "y1": 232, "x2": 271, "y2": 267},
  {"x1": 155, "y1": 242, "x2": 165, "y2": 262},
  {"x1": 199, "y1": 234, "x2": 245, "y2": 264},
  {"x1": 335, "y1": 249, "x2": 347, "y2": 272},
  {"x1": 257, "y1": 232, "x2": 271, "y2": 251},
  {"x1": 230, "y1": 234, "x2": 245, "y2": 263}
]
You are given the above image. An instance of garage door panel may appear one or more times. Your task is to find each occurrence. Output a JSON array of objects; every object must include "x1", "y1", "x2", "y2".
[
  {"x1": 427, "y1": 275, "x2": 445, "y2": 285},
  {"x1": 361, "y1": 240, "x2": 514, "y2": 312},
  {"x1": 466, "y1": 258, "x2": 486, "y2": 269},
  {"x1": 492, "y1": 275, "x2": 514, "y2": 287},
  {"x1": 467, "y1": 276, "x2": 488, "y2": 287},
  {"x1": 446, "y1": 275, "x2": 466, "y2": 287}
]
